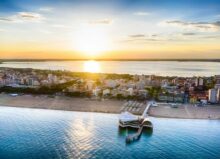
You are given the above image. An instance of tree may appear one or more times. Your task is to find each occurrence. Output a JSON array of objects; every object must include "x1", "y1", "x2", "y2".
[
  {"x1": 146, "y1": 86, "x2": 162, "y2": 100},
  {"x1": 116, "y1": 94, "x2": 123, "y2": 100}
]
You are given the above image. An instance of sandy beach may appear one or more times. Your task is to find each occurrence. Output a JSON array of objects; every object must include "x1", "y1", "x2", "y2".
[
  {"x1": 1, "y1": 93, "x2": 220, "y2": 119},
  {"x1": 0, "y1": 94, "x2": 124, "y2": 114},
  {"x1": 148, "y1": 103, "x2": 220, "y2": 119}
]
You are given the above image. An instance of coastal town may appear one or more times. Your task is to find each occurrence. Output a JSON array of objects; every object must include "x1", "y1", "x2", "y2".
[{"x1": 0, "y1": 67, "x2": 220, "y2": 105}]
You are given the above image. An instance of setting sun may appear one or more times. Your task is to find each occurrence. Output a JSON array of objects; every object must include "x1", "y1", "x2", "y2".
[
  {"x1": 83, "y1": 60, "x2": 101, "y2": 73},
  {"x1": 73, "y1": 25, "x2": 110, "y2": 57}
]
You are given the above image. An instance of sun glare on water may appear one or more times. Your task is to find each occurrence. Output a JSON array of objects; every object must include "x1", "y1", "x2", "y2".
[
  {"x1": 83, "y1": 61, "x2": 101, "y2": 73},
  {"x1": 74, "y1": 25, "x2": 109, "y2": 57}
]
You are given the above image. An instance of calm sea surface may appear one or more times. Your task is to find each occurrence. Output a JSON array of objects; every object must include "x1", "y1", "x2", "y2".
[
  {"x1": 0, "y1": 106, "x2": 220, "y2": 159},
  {"x1": 1, "y1": 61, "x2": 220, "y2": 76}
]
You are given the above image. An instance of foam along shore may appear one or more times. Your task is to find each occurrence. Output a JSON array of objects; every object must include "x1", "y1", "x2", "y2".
[{"x1": 0, "y1": 94, "x2": 220, "y2": 119}]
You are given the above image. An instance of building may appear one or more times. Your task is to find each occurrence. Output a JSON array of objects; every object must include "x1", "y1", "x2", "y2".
[
  {"x1": 195, "y1": 77, "x2": 204, "y2": 86},
  {"x1": 217, "y1": 89, "x2": 220, "y2": 103},
  {"x1": 215, "y1": 84, "x2": 220, "y2": 89},
  {"x1": 105, "y1": 79, "x2": 117, "y2": 88},
  {"x1": 208, "y1": 89, "x2": 218, "y2": 103},
  {"x1": 158, "y1": 93, "x2": 184, "y2": 103},
  {"x1": 136, "y1": 81, "x2": 145, "y2": 89},
  {"x1": 127, "y1": 88, "x2": 134, "y2": 96},
  {"x1": 119, "y1": 111, "x2": 152, "y2": 129},
  {"x1": 93, "y1": 88, "x2": 102, "y2": 97},
  {"x1": 85, "y1": 80, "x2": 94, "y2": 91},
  {"x1": 28, "y1": 78, "x2": 34, "y2": 86},
  {"x1": 33, "y1": 80, "x2": 40, "y2": 86},
  {"x1": 216, "y1": 75, "x2": 220, "y2": 84},
  {"x1": 103, "y1": 89, "x2": 110, "y2": 96},
  {"x1": 214, "y1": 75, "x2": 220, "y2": 89}
]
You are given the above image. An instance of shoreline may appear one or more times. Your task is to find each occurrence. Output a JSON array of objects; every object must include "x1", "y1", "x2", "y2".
[
  {"x1": 1, "y1": 94, "x2": 220, "y2": 120},
  {"x1": 1, "y1": 66, "x2": 219, "y2": 78}
]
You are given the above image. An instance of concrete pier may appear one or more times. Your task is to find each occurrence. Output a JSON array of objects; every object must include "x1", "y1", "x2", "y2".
[
  {"x1": 125, "y1": 102, "x2": 153, "y2": 143},
  {"x1": 126, "y1": 124, "x2": 143, "y2": 143}
]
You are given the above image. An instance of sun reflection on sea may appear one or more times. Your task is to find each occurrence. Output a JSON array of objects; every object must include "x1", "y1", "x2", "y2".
[
  {"x1": 83, "y1": 61, "x2": 101, "y2": 73},
  {"x1": 66, "y1": 115, "x2": 98, "y2": 158}
]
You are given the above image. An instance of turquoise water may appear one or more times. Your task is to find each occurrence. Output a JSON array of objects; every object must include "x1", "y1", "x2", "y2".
[
  {"x1": 1, "y1": 61, "x2": 220, "y2": 76},
  {"x1": 0, "y1": 106, "x2": 220, "y2": 159}
]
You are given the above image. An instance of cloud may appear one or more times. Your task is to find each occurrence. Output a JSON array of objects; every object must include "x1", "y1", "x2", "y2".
[
  {"x1": 215, "y1": 14, "x2": 220, "y2": 18},
  {"x1": 202, "y1": 35, "x2": 220, "y2": 39},
  {"x1": 124, "y1": 38, "x2": 159, "y2": 43},
  {"x1": 129, "y1": 34, "x2": 145, "y2": 38},
  {"x1": 18, "y1": 12, "x2": 42, "y2": 20},
  {"x1": 163, "y1": 20, "x2": 220, "y2": 32},
  {"x1": 182, "y1": 32, "x2": 196, "y2": 36},
  {"x1": 124, "y1": 34, "x2": 164, "y2": 43},
  {"x1": 0, "y1": 12, "x2": 44, "y2": 23},
  {"x1": 39, "y1": 29, "x2": 52, "y2": 34},
  {"x1": 0, "y1": 17, "x2": 13, "y2": 22},
  {"x1": 0, "y1": 28, "x2": 6, "y2": 32},
  {"x1": 133, "y1": 12, "x2": 149, "y2": 16},
  {"x1": 39, "y1": 7, "x2": 53, "y2": 12},
  {"x1": 126, "y1": 31, "x2": 220, "y2": 43},
  {"x1": 51, "y1": 24, "x2": 71, "y2": 29},
  {"x1": 88, "y1": 19, "x2": 113, "y2": 25}
]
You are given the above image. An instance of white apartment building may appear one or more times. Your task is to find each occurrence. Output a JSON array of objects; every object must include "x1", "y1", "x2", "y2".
[{"x1": 208, "y1": 89, "x2": 218, "y2": 103}]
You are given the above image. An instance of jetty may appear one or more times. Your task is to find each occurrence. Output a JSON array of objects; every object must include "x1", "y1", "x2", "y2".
[
  {"x1": 142, "y1": 102, "x2": 152, "y2": 118},
  {"x1": 126, "y1": 126, "x2": 143, "y2": 142},
  {"x1": 119, "y1": 101, "x2": 154, "y2": 143}
]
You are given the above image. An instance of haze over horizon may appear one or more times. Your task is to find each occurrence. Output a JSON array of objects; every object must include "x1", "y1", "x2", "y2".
[{"x1": 1, "y1": 0, "x2": 220, "y2": 59}]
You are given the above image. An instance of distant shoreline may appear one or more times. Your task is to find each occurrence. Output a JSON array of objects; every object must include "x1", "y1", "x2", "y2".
[
  {"x1": 0, "y1": 66, "x2": 219, "y2": 78},
  {"x1": 1, "y1": 59, "x2": 220, "y2": 62}
]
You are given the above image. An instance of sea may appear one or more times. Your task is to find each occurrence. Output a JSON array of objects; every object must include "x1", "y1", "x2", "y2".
[
  {"x1": 0, "y1": 61, "x2": 220, "y2": 77},
  {"x1": 0, "y1": 106, "x2": 220, "y2": 159},
  {"x1": 1, "y1": 61, "x2": 220, "y2": 159}
]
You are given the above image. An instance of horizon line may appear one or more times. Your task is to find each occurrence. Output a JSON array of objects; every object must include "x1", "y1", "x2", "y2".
[{"x1": 1, "y1": 58, "x2": 220, "y2": 62}]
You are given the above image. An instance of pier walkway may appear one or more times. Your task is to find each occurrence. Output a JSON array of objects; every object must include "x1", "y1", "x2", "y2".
[
  {"x1": 126, "y1": 125, "x2": 143, "y2": 143},
  {"x1": 126, "y1": 102, "x2": 153, "y2": 143},
  {"x1": 142, "y1": 102, "x2": 152, "y2": 118}
]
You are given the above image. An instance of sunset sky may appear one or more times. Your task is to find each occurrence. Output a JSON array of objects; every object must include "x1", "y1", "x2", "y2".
[{"x1": 0, "y1": 0, "x2": 220, "y2": 59}]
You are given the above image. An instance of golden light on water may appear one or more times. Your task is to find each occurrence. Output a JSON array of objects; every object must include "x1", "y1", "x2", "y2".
[
  {"x1": 83, "y1": 61, "x2": 101, "y2": 73},
  {"x1": 68, "y1": 117, "x2": 96, "y2": 153}
]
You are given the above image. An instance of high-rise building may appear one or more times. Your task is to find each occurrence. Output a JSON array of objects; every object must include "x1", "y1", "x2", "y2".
[
  {"x1": 208, "y1": 89, "x2": 218, "y2": 103},
  {"x1": 195, "y1": 77, "x2": 203, "y2": 86},
  {"x1": 216, "y1": 75, "x2": 220, "y2": 84},
  {"x1": 28, "y1": 78, "x2": 34, "y2": 86},
  {"x1": 217, "y1": 89, "x2": 220, "y2": 103},
  {"x1": 215, "y1": 75, "x2": 220, "y2": 89}
]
